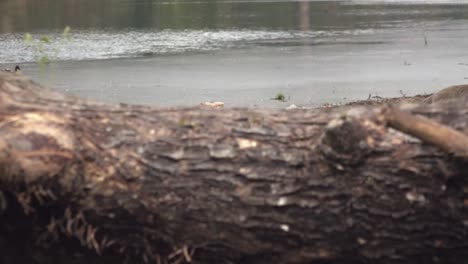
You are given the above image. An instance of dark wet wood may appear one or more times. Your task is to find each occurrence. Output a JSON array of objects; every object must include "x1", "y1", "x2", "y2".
[{"x1": 0, "y1": 72, "x2": 467, "y2": 264}]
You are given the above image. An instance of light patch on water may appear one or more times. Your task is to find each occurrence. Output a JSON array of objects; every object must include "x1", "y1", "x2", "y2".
[{"x1": 0, "y1": 29, "x2": 375, "y2": 63}]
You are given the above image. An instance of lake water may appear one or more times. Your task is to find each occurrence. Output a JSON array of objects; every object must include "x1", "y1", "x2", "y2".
[{"x1": 1, "y1": 0, "x2": 468, "y2": 107}]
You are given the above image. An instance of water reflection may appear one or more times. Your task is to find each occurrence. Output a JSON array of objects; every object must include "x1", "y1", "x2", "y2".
[
  {"x1": 0, "y1": 28, "x2": 382, "y2": 63},
  {"x1": 2, "y1": 0, "x2": 468, "y2": 34},
  {"x1": 2, "y1": 0, "x2": 468, "y2": 63}
]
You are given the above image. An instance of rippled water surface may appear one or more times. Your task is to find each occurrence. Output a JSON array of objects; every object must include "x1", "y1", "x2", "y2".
[
  {"x1": 1, "y1": 0, "x2": 468, "y2": 106},
  {"x1": 0, "y1": 29, "x2": 378, "y2": 62}
]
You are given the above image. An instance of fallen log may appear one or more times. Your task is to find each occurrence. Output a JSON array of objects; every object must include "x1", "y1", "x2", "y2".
[
  {"x1": 0, "y1": 72, "x2": 467, "y2": 264},
  {"x1": 424, "y1": 84, "x2": 468, "y2": 104}
]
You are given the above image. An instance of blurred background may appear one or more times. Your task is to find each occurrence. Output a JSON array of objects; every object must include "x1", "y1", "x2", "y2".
[{"x1": 1, "y1": 0, "x2": 468, "y2": 107}]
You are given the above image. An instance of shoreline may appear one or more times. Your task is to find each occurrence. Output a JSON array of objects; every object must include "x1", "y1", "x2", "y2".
[
  {"x1": 280, "y1": 94, "x2": 431, "y2": 110},
  {"x1": 326, "y1": 94, "x2": 430, "y2": 108}
]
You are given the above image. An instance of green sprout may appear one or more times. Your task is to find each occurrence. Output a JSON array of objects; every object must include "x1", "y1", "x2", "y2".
[
  {"x1": 63, "y1": 26, "x2": 71, "y2": 39},
  {"x1": 40, "y1": 36, "x2": 51, "y2": 44},
  {"x1": 271, "y1": 92, "x2": 287, "y2": 102},
  {"x1": 24, "y1": 33, "x2": 33, "y2": 43}
]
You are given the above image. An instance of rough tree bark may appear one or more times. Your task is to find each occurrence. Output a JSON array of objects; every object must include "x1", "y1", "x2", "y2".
[{"x1": 0, "y1": 72, "x2": 467, "y2": 264}]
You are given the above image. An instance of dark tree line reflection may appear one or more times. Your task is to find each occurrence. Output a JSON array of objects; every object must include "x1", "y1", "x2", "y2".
[{"x1": 1, "y1": 0, "x2": 468, "y2": 33}]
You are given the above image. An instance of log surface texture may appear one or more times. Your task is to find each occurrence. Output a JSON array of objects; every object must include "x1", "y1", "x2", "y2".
[{"x1": 0, "y1": 72, "x2": 467, "y2": 264}]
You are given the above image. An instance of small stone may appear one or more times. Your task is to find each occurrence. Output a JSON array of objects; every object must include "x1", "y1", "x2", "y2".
[
  {"x1": 285, "y1": 104, "x2": 298, "y2": 110},
  {"x1": 200, "y1": 101, "x2": 224, "y2": 108}
]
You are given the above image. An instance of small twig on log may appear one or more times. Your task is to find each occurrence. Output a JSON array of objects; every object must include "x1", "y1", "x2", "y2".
[
  {"x1": 384, "y1": 106, "x2": 468, "y2": 160},
  {"x1": 182, "y1": 246, "x2": 192, "y2": 262}
]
